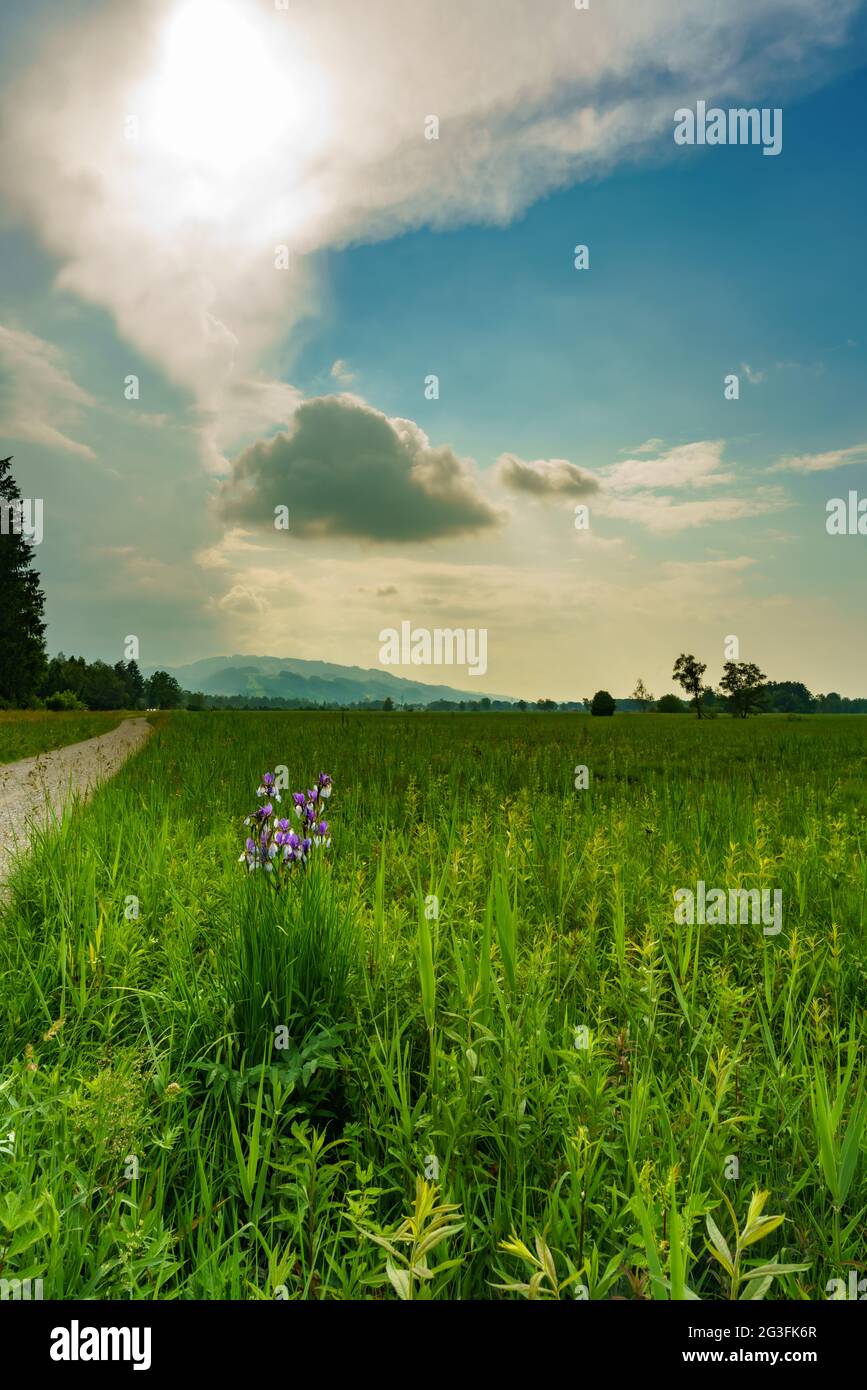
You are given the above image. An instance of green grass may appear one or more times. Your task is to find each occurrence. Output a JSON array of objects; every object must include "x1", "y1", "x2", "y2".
[
  {"x1": 0, "y1": 711, "x2": 865, "y2": 1300},
  {"x1": 0, "y1": 711, "x2": 127, "y2": 765}
]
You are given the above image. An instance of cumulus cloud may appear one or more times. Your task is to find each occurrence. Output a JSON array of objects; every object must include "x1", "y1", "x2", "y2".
[
  {"x1": 217, "y1": 395, "x2": 501, "y2": 542},
  {"x1": 769, "y1": 442, "x2": 867, "y2": 473},
  {"x1": 0, "y1": 324, "x2": 96, "y2": 458},
  {"x1": 0, "y1": 0, "x2": 857, "y2": 467},
  {"x1": 206, "y1": 583, "x2": 272, "y2": 617},
  {"x1": 496, "y1": 454, "x2": 600, "y2": 498}
]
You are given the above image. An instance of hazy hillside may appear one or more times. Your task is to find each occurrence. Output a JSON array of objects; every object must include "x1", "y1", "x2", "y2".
[{"x1": 152, "y1": 655, "x2": 515, "y2": 706}]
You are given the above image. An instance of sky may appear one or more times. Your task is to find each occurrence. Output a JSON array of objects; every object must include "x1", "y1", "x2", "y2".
[{"x1": 0, "y1": 0, "x2": 865, "y2": 701}]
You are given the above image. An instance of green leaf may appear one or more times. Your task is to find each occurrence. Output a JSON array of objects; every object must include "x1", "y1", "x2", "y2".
[
  {"x1": 385, "y1": 1261, "x2": 411, "y2": 1301},
  {"x1": 705, "y1": 1214, "x2": 734, "y2": 1275},
  {"x1": 740, "y1": 1275, "x2": 773, "y2": 1300},
  {"x1": 741, "y1": 1214, "x2": 785, "y2": 1248}
]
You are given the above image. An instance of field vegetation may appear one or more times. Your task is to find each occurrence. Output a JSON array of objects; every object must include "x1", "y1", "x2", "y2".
[
  {"x1": 0, "y1": 711, "x2": 864, "y2": 1300},
  {"x1": 0, "y1": 711, "x2": 130, "y2": 766}
]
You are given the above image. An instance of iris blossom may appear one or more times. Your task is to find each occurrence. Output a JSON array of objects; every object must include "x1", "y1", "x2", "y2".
[{"x1": 239, "y1": 771, "x2": 334, "y2": 877}]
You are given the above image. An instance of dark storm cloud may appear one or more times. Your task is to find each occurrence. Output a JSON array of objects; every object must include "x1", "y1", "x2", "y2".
[{"x1": 217, "y1": 396, "x2": 502, "y2": 543}]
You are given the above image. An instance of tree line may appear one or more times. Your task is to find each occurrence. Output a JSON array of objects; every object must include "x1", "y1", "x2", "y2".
[{"x1": 584, "y1": 657, "x2": 864, "y2": 717}]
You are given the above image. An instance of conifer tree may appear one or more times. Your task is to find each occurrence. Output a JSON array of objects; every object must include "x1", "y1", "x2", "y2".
[{"x1": 0, "y1": 457, "x2": 46, "y2": 704}]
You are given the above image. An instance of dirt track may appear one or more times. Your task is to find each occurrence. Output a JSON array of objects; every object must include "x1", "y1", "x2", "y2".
[{"x1": 0, "y1": 717, "x2": 152, "y2": 886}]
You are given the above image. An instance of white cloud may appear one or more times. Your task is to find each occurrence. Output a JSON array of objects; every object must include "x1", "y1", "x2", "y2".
[
  {"x1": 769, "y1": 442, "x2": 867, "y2": 473},
  {"x1": 622, "y1": 438, "x2": 666, "y2": 456},
  {"x1": 495, "y1": 438, "x2": 789, "y2": 536},
  {"x1": 740, "y1": 362, "x2": 766, "y2": 385},
  {"x1": 0, "y1": 323, "x2": 96, "y2": 458},
  {"x1": 330, "y1": 359, "x2": 355, "y2": 386},
  {"x1": 195, "y1": 526, "x2": 272, "y2": 570},
  {"x1": 603, "y1": 441, "x2": 733, "y2": 491},
  {"x1": 595, "y1": 487, "x2": 789, "y2": 535},
  {"x1": 206, "y1": 583, "x2": 274, "y2": 617}
]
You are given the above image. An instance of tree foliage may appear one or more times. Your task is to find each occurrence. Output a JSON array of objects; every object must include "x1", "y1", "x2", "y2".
[
  {"x1": 590, "y1": 689, "x2": 616, "y2": 717},
  {"x1": 672, "y1": 653, "x2": 709, "y2": 719},
  {"x1": 0, "y1": 457, "x2": 46, "y2": 704},
  {"x1": 720, "y1": 660, "x2": 767, "y2": 718}
]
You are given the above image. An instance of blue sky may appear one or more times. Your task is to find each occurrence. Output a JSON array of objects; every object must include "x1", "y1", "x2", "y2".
[
  {"x1": 1, "y1": 0, "x2": 865, "y2": 698},
  {"x1": 296, "y1": 67, "x2": 867, "y2": 475}
]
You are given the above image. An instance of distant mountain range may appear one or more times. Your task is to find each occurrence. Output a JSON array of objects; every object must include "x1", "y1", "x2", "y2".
[{"x1": 150, "y1": 654, "x2": 516, "y2": 706}]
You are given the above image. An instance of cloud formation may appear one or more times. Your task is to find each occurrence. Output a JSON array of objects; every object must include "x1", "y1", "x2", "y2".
[
  {"x1": 595, "y1": 488, "x2": 788, "y2": 535},
  {"x1": 0, "y1": 0, "x2": 857, "y2": 467},
  {"x1": 217, "y1": 395, "x2": 501, "y2": 542},
  {"x1": 769, "y1": 442, "x2": 867, "y2": 473},
  {"x1": 603, "y1": 441, "x2": 733, "y2": 492},
  {"x1": 496, "y1": 454, "x2": 600, "y2": 497},
  {"x1": 0, "y1": 324, "x2": 95, "y2": 459},
  {"x1": 495, "y1": 439, "x2": 785, "y2": 536}
]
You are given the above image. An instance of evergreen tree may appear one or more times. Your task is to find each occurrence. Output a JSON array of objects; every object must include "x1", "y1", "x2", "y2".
[
  {"x1": 0, "y1": 457, "x2": 46, "y2": 704},
  {"x1": 114, "y1": 659, "x2": 146, "y2": 708}
]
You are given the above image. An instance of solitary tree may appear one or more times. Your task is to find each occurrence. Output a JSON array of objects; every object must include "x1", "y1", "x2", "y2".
[
  {"x1": 0, "y1": 457, "x2": 46, "y2": 704},
  {"x1": 145, "y1": 670, "x2": 183, "y2": 709},
  {"x1": 673, "y1": 653, "x2": 708, "y2": 719},
  {"x1": 590, "y1": 689, "x2": 616, "y2": 716},
  {"x1": 720, "y1": 660, "x2": 767, "y2": 718},
  {"x1": 631, "y1": 678, "x2": 654, "y2": 712}
]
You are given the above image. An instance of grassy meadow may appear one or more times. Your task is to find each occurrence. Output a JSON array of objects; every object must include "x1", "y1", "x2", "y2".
[
  {"x1": 0, "y1": 710, "x2": 865, "y2": 1300},
  {"x1": 0, "y1": 711, "x2": 126, "y2": 766}
]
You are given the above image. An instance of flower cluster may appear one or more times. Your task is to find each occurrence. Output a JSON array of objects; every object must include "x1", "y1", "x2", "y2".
[{"x1": 239, "y1": 771, "x2": 333, "y2": 876}]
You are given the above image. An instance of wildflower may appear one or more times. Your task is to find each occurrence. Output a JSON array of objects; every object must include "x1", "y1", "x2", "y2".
[
  {"x1": 239, "y1": 835, "x2": 259, "y2": 870},
  {"x1": 240, "y1": 771, "x2": 333, "y2": 881},
  {"x1": 256, "y1": 772, "x2": 282, "y2": 802}
]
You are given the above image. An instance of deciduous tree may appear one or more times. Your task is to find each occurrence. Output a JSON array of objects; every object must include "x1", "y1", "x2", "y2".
[{"x1": 673, "y1": 652, "x2": 708, "y2": 719}]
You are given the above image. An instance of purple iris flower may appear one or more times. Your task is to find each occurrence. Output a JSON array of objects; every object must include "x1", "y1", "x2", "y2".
[{"x1": 240, "y1": 771, "x2": 333, "y2": 880}]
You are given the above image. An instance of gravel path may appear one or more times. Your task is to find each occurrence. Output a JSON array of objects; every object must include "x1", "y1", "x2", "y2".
[{"x1": 0, "y1": 717, "x2": 153, "y2": 886}]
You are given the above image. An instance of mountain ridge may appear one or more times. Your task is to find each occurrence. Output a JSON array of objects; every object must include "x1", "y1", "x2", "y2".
[{"x1": 148, "y1": 654, "x2": 516, "y2": 705}]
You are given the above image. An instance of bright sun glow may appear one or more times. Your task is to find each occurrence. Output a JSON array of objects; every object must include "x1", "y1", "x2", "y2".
[{"x1": 146, "y1": 0, "x2": 317, "y2": 177}]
